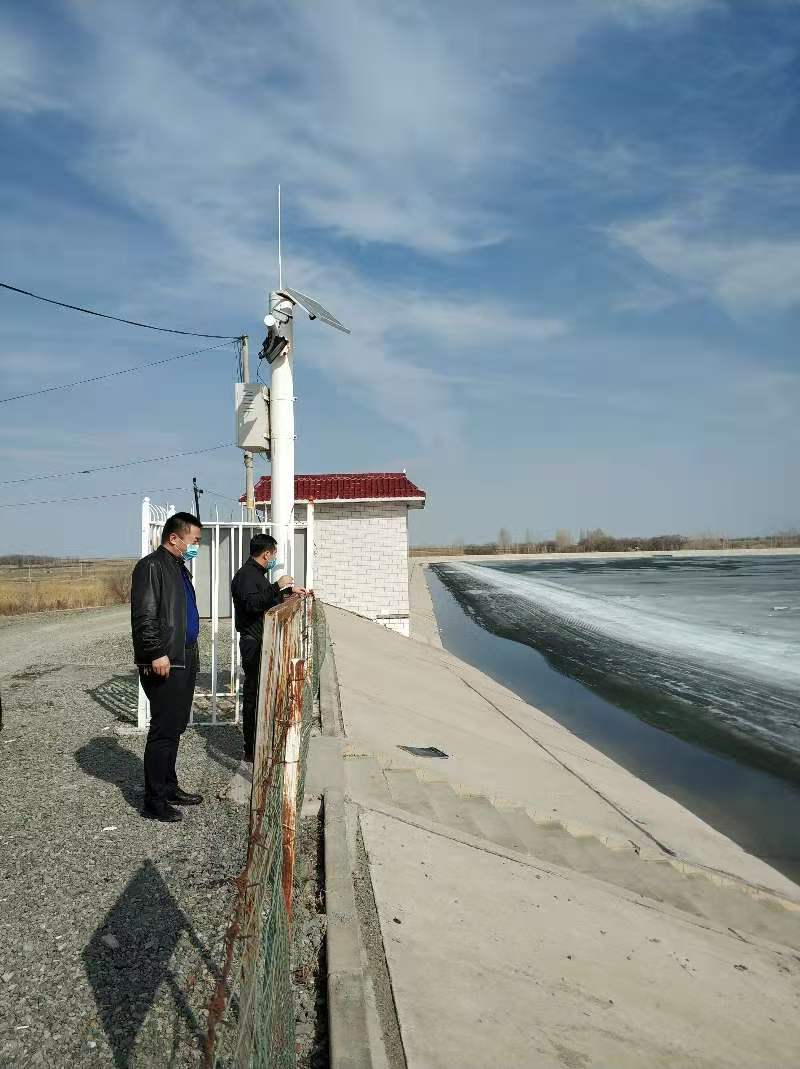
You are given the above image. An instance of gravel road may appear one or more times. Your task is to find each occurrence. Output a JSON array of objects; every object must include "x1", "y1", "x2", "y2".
[{"x1": 0, "y1": 608, "x2": 248, "y2": 1067}]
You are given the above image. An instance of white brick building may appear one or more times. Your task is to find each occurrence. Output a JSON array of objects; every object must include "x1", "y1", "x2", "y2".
[{"x1": 247, "y1": 472, "x2": 426, "y2": 636}]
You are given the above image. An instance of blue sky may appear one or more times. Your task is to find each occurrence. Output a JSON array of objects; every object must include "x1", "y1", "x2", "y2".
[{"x1": 0, "y1": 0, "x2": 797, "y2": 555}]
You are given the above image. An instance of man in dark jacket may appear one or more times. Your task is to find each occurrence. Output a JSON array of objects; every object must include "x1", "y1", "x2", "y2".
[
  {"x1": 131, "y1": 511, "x2": 204, "y2": 822},
  {"x1": 231, "y1": 533, "x2": 300, "y2": 761}
]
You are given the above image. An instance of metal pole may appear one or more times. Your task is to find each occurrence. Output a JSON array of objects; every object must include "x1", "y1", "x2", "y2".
[
  {"x1": 278, "y1": 184, "x2": 283, "y2": 292},
  {"x1": 137, "y1": 497, "x2": 152, "y2": 732},
  {"x1": 211, "y1": 524, "x2": 219, "y2": 724},
  {"x1": 305, "y1": 500, "x2": 314, "y2": 590},
  {"x1": 241, "y1": 335, "x2": 255, "y2": 521},
  {"x1": 269, "y1": 291, "x2": 294, "y2": 581}
]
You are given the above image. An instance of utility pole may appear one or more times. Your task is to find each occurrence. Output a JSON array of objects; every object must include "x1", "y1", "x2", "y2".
[
  {"x1": 241, "y1": 335, "x2": 255, "y2": 520},
  {"x1": 192, "y1": 476, "x2": 203, "y2": 520}
]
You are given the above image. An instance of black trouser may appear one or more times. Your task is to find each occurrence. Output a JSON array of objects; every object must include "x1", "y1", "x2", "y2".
[
  {"x1": 240, "y1": 637, "x2": 261, "y2": 757},
  {"x1": 140, "y1": 645, "x2": 198, "y2": 805}
]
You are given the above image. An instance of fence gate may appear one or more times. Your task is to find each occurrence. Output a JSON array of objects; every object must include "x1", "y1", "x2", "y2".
[{"x1": 136, "y1": 497, "x2": 310, "y2": 731}]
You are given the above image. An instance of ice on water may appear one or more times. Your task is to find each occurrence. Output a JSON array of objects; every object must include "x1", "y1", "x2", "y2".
[
  {"x1": 447, "y1": 555, "x2": 800, "y2": 763},
  {"x1": 459, "y1": 559, "x2": 800, "y2": 688}
]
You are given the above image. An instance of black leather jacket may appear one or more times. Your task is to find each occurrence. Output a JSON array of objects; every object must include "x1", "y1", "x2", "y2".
[
  {"x1": 231, "y1": 557, "x2": 282, "y2": 646},
  {"x1": 131, "y1": 545, "x2": 193, "y2": 667}
]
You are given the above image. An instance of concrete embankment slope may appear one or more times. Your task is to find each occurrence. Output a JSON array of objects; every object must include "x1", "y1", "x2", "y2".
[
  {"x1": 408, "y1": 558, "x2": 442, "y2": 648},
  {"x1": 327, "y1": 600, "x2": 800, "y2": 1068},
  {"x1": 338, "y1": 600, "x2": 796, "y2": 896}
]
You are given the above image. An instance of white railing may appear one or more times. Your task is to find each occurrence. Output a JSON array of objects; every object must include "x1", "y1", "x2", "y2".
[{"x1": 136, "y1": 497, "x2": 313, "y2": 731}]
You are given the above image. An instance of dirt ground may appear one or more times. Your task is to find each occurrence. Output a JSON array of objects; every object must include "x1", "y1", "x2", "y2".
[{"x1": 0, "y1": 607, "x2": 248, "y2": 1068}]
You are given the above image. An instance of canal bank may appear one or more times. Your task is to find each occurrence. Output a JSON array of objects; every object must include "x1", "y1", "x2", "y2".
[
  {"x1": 318, "y1": 594, "x2": 800, "y2": 1068},
  {"x1": 421, "y1": 554, "x2": 800, "y2": 885}
]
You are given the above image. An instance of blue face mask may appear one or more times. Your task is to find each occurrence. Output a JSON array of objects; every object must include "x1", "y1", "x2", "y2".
[
  {"x1": 180, "y1": 539, "x2": 199, "y2": 562},
  {"x1": 267, "y1": 558, "x2": 284, "y2": 573}
]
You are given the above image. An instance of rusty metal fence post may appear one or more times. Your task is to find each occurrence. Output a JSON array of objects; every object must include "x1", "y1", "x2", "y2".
[{"x1": 203, "y1": 594, "x2": 326, "y2": 1069}]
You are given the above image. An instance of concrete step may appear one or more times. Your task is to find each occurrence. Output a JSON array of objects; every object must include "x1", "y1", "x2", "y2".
[
  {"x1": 384, "y1": 769, "x2": 439, "y2": 821},
  {"x1": 517, "y1": 819, "x2": 800, "y2": 949},
  {"x1": 421, "y1": 780, "x2": 484, "y2": 837},
  {"x1": 344, "y1": 756, "x2": 392, "y2": 809},
  {"x1": 456, "y1": 794, "x2": 529, "y2": 853},
  {"x1": 346, "y1": 759, "x2": 800, "y2": 949},
  {"x1": 493, "y1": 807, "x2": 553, "y2": 855}
]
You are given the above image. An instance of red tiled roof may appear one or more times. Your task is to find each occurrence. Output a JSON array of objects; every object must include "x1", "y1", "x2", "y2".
[{"x1": 242, "y1": 472, "x2": 426, "y2": 505}]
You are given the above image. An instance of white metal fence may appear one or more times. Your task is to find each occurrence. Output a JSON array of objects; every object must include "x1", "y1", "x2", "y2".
[{"x1": 136, "y1": 497, "x2": 314, "y2": 731}]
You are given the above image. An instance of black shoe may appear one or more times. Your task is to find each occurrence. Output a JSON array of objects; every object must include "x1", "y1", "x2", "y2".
[
  {"x1": 142, "y1": 801, "x2": 183, "y2": 822},
  {"x1": 167, "y1": 787, "x2": 204, "y2": 806}
]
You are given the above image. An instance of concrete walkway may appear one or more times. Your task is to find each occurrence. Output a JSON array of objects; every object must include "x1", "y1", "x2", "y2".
[
  {"x1": 331, "y1": 603, "x2": 797, "y2": 896},
  {"x1": 322, "y1": 596, "x2": 800, "y2": 1069},
  {"x1": 361, "y1": 808, "x2": 800, "y2": 1069}
]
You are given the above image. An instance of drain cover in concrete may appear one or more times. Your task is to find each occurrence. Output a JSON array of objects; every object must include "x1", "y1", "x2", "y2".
[{"x1": 398, "y1": 745, "x2": 449, "y2": 759}]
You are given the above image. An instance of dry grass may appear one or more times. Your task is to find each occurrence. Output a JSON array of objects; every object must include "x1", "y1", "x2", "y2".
[{"x1": 0, "y1": 570, "x2": 132, "y2": 616}]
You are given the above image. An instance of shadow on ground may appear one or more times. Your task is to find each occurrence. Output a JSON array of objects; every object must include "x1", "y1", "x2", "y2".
[
  {"x1": 83, "y1": 860, "x2": 213, "y2": 1068},
  {"x1": 75, "y1": 736, "x2": 143, "y2": 811},
  {"x1": 88, "y1": 674, "x2": 140, "y2": 725},
  {"x1": 195, "y1": 722, "x2": 244, "y2": 773}
]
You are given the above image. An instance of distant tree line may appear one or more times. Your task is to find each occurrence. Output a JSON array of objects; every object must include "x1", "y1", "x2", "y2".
[
  {"x1": 0, "y1": 555, "x2": 77, "y2": 566},
  {"x1": 410, "y1": 528, "x2": 800, "y2": 556}
]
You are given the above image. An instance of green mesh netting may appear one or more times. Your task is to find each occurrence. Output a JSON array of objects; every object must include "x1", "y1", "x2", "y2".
[{"x1": 204, "y1": 597, "x2": 328, "y2": 1069}]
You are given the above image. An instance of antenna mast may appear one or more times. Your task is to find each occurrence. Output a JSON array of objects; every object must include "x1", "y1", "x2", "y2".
[
  {"x1": 260, "y1": 187, "x2": 349, "y2": 584},
  {"x1": 277, "y1": 184, "x2": 283, "y2": 292}
]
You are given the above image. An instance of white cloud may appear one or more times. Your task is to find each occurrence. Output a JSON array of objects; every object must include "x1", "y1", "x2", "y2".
[
  {"x1": 3, "y1": 0, "x2": 794, "y2": 459},
  {"x1": 0, "y1": 23, "x2": 62, "y2": 114},
  {"x1": 10, "y1": 0, "x2": 573, "y2": 449},
  {"x1": 0, "y1": 351, "x2": 82, "y2": 383},
  {"x1": 601, "y1": 0, "x2": 720, "y2": 22},
  {"x1": 398, "y1": 298, "x2": 568, "y2": 349},
  {"x1": 62, "y1": 2, "x2": 516, "y2": 257},
  {"x1": 609, "y1": 212, "x2": 800, "y2": 313},
  {"x1": 273, "y1": 252, "x2": 566, "y2": 447}
]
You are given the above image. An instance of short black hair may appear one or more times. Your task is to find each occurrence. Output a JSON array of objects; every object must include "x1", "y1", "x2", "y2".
[
  {"x1": 250, "y1": 533, "x2": 277, "y2": 557},
  {"x1": 162, "y1": 512, "x2": 202, "y2": 544}
]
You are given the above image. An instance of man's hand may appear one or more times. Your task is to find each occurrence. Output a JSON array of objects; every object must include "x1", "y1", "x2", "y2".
[
  {"x1": 151, "y1": 655, "x2": 171, "y2": 678},
  {"x1": 277, "y1": 575, "x2": 294, "y2": 589}
]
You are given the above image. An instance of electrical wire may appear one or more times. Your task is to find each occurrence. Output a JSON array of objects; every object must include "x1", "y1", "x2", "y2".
[
  {"x1": 0, "y1": 281, "x2": 242, "y2": 339},
  {"x1": 0, "y1": 443, "x2": 235, "y2": 487},
  {"x1": 0, "y1": 486, "x2": 187, "y2": 509},
  {"x1": 203, "y1": 487, "x2": 244, "y2": 505},
  {"x1": 0, "y1": 339, "x2": 235, "y2": 404}
]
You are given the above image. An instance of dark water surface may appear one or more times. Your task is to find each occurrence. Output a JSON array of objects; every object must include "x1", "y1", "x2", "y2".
[{"x1": 429, "y1": 555, "x2": 800, "y2": 885}]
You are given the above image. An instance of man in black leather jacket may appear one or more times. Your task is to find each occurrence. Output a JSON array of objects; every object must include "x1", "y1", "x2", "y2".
[
  {"x1": 231, "y1": 533, "x2": 300, "y2": 761},
  {"x1": 131, "y1": 511, "x2": 204, "y2": 822}
]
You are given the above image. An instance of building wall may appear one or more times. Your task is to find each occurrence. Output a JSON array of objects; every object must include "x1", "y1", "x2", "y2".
[
  {"x1": 254, "y1": 500, "x2": 412, "y2": 633},
  {"x1": 312, "y1": 502, "x2": 410, "y2": 633}
]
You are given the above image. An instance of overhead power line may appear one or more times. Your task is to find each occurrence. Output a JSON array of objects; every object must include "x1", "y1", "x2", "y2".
[
  {"x1": 0, "y1": 487, "x2": 187, "y2": 509},
  {"x1": 0, "y1": 443, "x2": 235, "y2": 487},
  {"x1": 203, "y1": 487, "x2": 245, "y2": 506},
  {"x1": 0, "y1": 339, "x2": 234, "y2": 404},
  {"x1": 0, "y1": 281, "x2": 242, "y2": 339}
]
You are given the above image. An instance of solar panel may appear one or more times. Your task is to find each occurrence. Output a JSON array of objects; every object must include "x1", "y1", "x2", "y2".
[{"x1": 280, "y1": 287, "x2": 350, "y2": 334}]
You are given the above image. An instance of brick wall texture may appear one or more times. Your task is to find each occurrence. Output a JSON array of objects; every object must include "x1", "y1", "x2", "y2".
[
  {"x1": 256, "y1": 501, "x2": 411, "y2": 632},
  {"x1": 311, "y1": 502, "x2": 410, "y2": 631}
]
